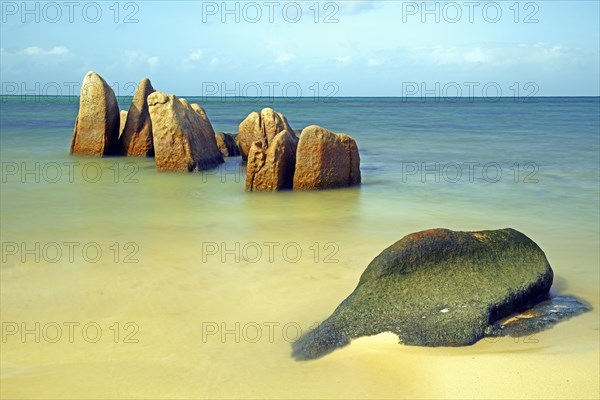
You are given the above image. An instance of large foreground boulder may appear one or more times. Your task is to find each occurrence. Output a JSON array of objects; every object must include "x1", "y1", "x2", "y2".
[
  {"x1": 147, "y1": 92, "x2": 224, "y2": 172},
  {"x1": 119, "y1": 78, "x2": 155, "y2": 156},
  {"x1": 246, "y1": 130, "x2": 298, "y2": 191},
  {"x1": 293, "y1": 125, "x2": 361, "y2": 190},
  {"x1": 237, "y1": 108, "x2": 294, "y2": 160},
  {"x1": 293, "y1": 228, "x2": 570, "y2": 360},
  {"x1": 70, "y1": 71, "x2": 120, "y2": 156}
]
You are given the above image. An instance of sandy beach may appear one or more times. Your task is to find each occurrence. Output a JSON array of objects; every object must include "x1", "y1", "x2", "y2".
[{"x1": 1, "y1": 152, "x2": 598, "y2": 398}]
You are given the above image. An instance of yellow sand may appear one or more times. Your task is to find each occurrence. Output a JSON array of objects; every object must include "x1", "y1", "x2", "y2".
[
  {"x1": 1, "y1": 232, "x2": 598, "y2": 399},
  {"x1": 1, "y1": 161, "x2": 598, "y2": 399}
]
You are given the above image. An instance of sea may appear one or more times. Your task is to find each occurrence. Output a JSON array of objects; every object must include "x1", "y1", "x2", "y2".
[{"x1": 1, "y1": 96, "x2": 599, "y2": 399}]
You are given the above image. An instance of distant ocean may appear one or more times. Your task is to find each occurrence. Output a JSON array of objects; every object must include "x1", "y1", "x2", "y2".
[
  {"x1": 2, "y1": 96, "x2": 599, "y2": 232},
  {"x1": 1, "y1": 96, "x2": 599, "y2": 398}
]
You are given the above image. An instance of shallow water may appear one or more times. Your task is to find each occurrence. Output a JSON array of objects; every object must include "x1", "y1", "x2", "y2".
[{"x1": 1, "y1": 97, "x2": 599, "y2": 398}]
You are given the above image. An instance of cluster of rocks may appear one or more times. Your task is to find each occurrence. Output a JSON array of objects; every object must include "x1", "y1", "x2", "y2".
[
  {"x1": 70, "y1": 71, "x2": 361, "y2": 190},
  {"x1": 239, "y1": 110, "x2": 361, "y2": 191},
  {"x1": 70, "y1": 71, "x2": 224, "y2": 172}
]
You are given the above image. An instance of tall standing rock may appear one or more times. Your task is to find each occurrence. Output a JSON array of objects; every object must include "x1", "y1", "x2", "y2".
[
  {"x1": 238, "y1": 112, "x2": 259, "y2": 159},
  {"x1": 147, "y1": 92, "x2": 224, "y2": 172},
  {"x1": 293, "y1": 125, "x2": 361, "y2": 190},
  {"x1": 246, "y1": 130, "x2": 298, "y2": 191},
  {"x1": 119, "y1": 78, "x2": 155, "y2": 156},
  {"x1": 339, "y1": 134, "x2": 362, "y2": 186},
  {"x1": 190, "y1": 103, "x2": 217, "y2": 140},
  {"x1": 70, "y1": 71, "x2": 120, "y2": 156},
  {"x1": 237, "y1": 108, "x2": 295, "y2": 160},
  {"x1": 188, "y1": 101, "x2": 224, "y2": 167}
]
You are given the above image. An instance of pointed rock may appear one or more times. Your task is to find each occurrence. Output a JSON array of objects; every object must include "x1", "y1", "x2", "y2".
[
  {"x1": 119, "y1": 78, "x2": 155, "y2": 156},
  {"x1": 70, "y1": 71, "x2": 120, "y2": 156}
]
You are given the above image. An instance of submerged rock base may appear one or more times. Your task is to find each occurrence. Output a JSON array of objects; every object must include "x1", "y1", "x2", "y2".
[{"x1": 485, "y1": 295, "x2": 590, "y2": 338}]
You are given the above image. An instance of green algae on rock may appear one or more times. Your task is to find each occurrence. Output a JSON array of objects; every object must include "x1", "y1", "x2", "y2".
[{"x1": 292, "y1": 228, "x2": 580, "y2": 360}]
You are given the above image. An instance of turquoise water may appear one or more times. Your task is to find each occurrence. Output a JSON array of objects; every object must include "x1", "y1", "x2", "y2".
[
  {"x1": 2, "y1": 96, "x2": 599, "y2": 239},
  {"x1": 1, "y1": 96, "x2": 599, "y2": 398}
]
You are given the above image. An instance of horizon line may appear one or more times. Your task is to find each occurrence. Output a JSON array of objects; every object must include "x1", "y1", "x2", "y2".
[{"x1": 1, "y1": 95, "x2": 599, "y2": 98}]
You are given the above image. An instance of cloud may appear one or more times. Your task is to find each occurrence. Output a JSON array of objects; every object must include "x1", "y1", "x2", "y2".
[
  {"x1": 521, "y1": 43, "x2": 581, "y2": 65},
  {"x1": 181, "y1": 49, "x2": 208, "y2": 69},
  {"x1": 265, "y1": 41, "x2": 296, "y2": 66},
  {"x1": 409, "y1": 46, "x2": 482, "y2": 65},
  {"x1": 404, "y1": 43, "x2": 583, "y2": 67},
  {"x1": 22, "y1": 46, "x2": 69, "y2": 56},
  {"x1": 123, "y1": 50, "x2": 159, "y2": 70},
  {"x1": 337, "y1": 0, "x2": 382, "y2": 15},
  {"x1": 147, "y1": 56, "x2": 159, "y2": 68},
  {"x1": 336, "y1": 55, "x2": 351, "y2": 64},
  {"x1": 188, "y1": 49, "x2": 203, "y2": 61},
  {"x1": 368, "y1": 58, "x2": 382, "y2": 67},
  {"x1": 0, "y1": 46, "x2": 75, "y2": 74},
  {"x1": 101, "y1": 50, "x2": 159, "y2": 73},
  {"x1": 275, "y1": 50, "x2": 296, "y2": 65},
  {"x1": 463, "y1": 47, "x2": 490, "y2": 63}
]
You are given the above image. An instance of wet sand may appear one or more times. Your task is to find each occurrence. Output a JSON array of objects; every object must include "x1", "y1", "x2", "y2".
[{"x1": 1, "y1": 157, "x2": 598, "y2": 399}]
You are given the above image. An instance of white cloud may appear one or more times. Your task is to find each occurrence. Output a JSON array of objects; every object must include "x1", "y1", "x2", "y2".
[
  {"x1": 188, "y1": 49, "x2": 203, "y2": 61},
  {"x1": 336, "y1": 55, "x2": 351, "y2": 64},
  {"x1": 125, "y1": 50, "x2": 158, "y2": 67},
  {"x1": 404, "y1": 43, "x2": 581, "y2": 67},
  {"x1": 338, "y1": 0, "x2": 381, "y2": 15},
  {"x1": 49, "y1": 46, "x2": 69, "y2": 55},
  {"x1": 265, "y1": 41, "x2": 296, "y2": 66},
  {"x1": 181, "y1": 49, "x2": 209, "y2": 69},
  {"x1": 23, "y1": 46, "x2": 42, "y2": 55},
  {"x1": 463, "y1": 47, "x2": 490, "y2": 63},
  {"x1": 22, "y1": 46, "x2": 69, "y2": 56},
  {"x1": 179, "y1": 49, "x2": 224, "y2": 70},
  {"x1": 368, "y1": 58, "x2": 382, "y2": 67},
  {"x1": 275, "y1": 51, "x2": 296, "y2": 65},
  {"x1": 0, "y1": 46, "x2": 74, "y2": 74},
  {"x1": 147, "y1": 56, "x2": 159, "y2": 68},
  {"x1": 419, "y1": 46, "x2": 464, "y2": 65},
  {"x1": 405, "y1": 45, "x2": 495, "y2": 65},
  {"x1": 104, "y1": 50, "x2": 160, "y2": 72},
  {"x1": 523, "y1": 43, "x2": 579, "y2": 64}
]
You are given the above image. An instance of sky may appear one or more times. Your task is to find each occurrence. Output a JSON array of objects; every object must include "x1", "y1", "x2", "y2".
[{"x1": 1, "y1": 0, "x2": 599, "y2": 97}]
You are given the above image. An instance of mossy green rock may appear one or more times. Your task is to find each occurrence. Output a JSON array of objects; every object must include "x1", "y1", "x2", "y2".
[{"x1": 293, "y1": 228, "x2": 555, "y2": 360}]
